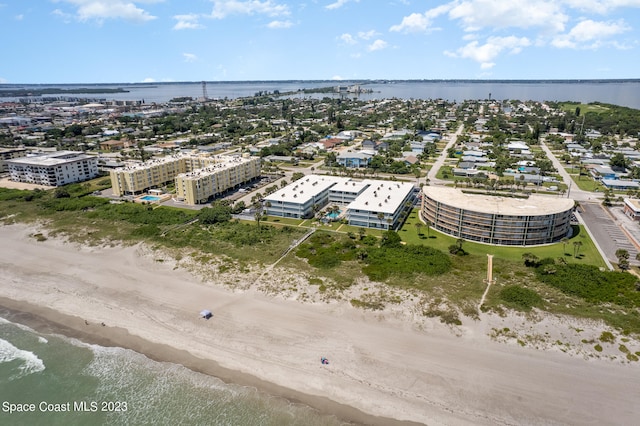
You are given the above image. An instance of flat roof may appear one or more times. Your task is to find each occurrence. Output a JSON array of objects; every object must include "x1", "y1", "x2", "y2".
[
  {"x1": 423, "y1": 186, "x2": 574, "y2": 216},
  {"x1": 330, "y1": 179, "x2": 369, "y2": 195},
  {"x1": 264, "y1": 175, "x2": 346, "y2": 205},
  {"x1": 624, "y1": 198, "x2": 640, "y2": 212},
  {"x1": 347, "y1": 180, "x2": 415, "y2": 214},
  {"x1": 6, "y1": 150, "x2": 94, "y2": 166},
  {"x1": 177, "y1": 156, "x2": 257, "y2": 180}
]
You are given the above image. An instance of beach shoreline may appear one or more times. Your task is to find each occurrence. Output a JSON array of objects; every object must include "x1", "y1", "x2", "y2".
[
  {"x1": 1, "y1": 222, "x2": 639, "y2": 425},
  {"x1": 0, "y1": 297, "x2": 415, "y2": 426}
]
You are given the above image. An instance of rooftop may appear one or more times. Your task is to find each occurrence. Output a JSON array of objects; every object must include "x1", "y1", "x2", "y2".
[
  {"x1": 6, "y1": 150, "x2": 94, "y2": 166},
  {"x1": 264, "y1": 175, "x2": 346, "y2": 205},
  {"x1": 330, "y1": 179, "x2": 369, "y2": 194},
  {"x1": 347, "y1": 180, "x2": 415, "y2": 214},
  {"x1": 177, "y1": 156, "x2": 258, "y2": 180},
  {"x1": 423, "y1": 186, "x2": 574, "y2": 216}
]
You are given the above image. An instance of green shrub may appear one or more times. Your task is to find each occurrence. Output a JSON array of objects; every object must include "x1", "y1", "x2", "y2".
[
  {"x1": 42, "y1": 196, "x2": 110, "y2": 212},
  {"x1": 600, "y1": 331, "x2": 616, "y2": 343},
  {"x1": 536, "y1": 264, "x2": 640, "y2": 307},
  {"x1": 362, "y1": 245, "x2": 451, "y2": 282},
  {"x1": 499, "y1": 286, "x2": 543, "y2": 311},
  {"x1": 594, "y1": 344, "x2": 603, "y2": 352}
]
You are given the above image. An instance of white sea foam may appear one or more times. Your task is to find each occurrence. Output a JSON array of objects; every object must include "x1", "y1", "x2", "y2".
[
  {"x1": 38, "y1": 336, "x2": 48, "y2": 344},
  {"x1": 0, "y1": 338, "x2": 46, "y2": 378}
]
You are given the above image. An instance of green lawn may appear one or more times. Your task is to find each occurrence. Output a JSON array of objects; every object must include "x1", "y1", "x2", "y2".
[
  {"x1": 558, "y1": 102, "x2": 611, "y2": 114},
  {"x1": 570, "y1": 175, "x2": 605, "y2": 192},
  {"x1": 399, "y1": 209, "x2": 606, "y2": 268}
]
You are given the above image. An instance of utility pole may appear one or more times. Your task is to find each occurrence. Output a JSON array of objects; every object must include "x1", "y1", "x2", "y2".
[{"x1": 201, "y1": 81, "x2": 208, "y2": 101}]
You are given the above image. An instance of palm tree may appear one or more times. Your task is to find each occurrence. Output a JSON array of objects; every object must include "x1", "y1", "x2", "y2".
[
  {"x1": 424, "y1": 220, "x2": 431, "y2": 238},
  {"x1": 573, "y1": 241, "x2": 583, "y2": 257},
  {"x1": 415, "y1": 222, "x2": 423, "y2": 236},
  {"x1": 561, "y1": 237, "x2": 569, "y2": 255},
  {"x1": 254, "y1": 208, "x2": 264, "y2": 228}
]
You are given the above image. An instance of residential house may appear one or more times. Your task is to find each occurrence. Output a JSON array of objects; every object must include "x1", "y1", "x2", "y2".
[
  {"x1": 337, "y1": 151, "x2": 373, "y2": 168},
  {"x1": 602, "y1": 179, "x2": 640, "y2": 190}
]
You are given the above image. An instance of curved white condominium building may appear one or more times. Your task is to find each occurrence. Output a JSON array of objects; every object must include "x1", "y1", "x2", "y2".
[{"x1": 421, "y1": 187, "x2": 574, "y2": 246}]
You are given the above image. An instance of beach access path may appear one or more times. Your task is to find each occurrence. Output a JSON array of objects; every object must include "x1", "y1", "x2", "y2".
[{"x1": 0, "y1": 223, "x2": 638, "y2": 425}]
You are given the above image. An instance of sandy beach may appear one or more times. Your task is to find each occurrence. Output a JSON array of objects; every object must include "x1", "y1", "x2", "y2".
[{"x1": 1, "y1": 223, "x2": 639, "y2": 425}]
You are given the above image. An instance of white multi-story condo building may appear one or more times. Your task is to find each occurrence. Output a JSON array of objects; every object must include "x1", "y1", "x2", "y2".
[
  {"x1": 263, "y1": 175, "x2": 416, "y2": 229},
  {"x1": 6, "y1": 150, "x2": 99, "y2": 186},
  {"x1": 421, "y1": 186, "x2": 574, "y2": 246},
  {"x1": 345, "y1": 180, "x2": 415, "y2": 230}
]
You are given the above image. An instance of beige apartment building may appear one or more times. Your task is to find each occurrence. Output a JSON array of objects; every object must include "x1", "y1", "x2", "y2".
[
  {"x1": 421, "y1": 186, "x2": 574, "y2": 246},
  {"x1": 1, "y1": 147, "x2": 28, "y2": 173},
  {"x1": 175, "y1": 156, "x2": 261, "y2": 204},
  {"x1": 110, "y1": 153, "x2": 260, "y2": 204}
]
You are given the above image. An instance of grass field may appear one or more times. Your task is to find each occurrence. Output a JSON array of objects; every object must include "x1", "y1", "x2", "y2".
[
  {"x1": 399, "y1": 209, "x2": 606, "y2": 268},
  {"x1": 558, "y1": 102, "x2": 611, "y2": 114}
]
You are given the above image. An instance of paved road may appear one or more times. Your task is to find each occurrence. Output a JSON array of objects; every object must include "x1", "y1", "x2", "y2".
[
  {"x1": 539, "y1": 139, "x2": 596, "y2": 202},
  {"x1": 427, "y1": 124, "x2": 464, "y2": 185}
]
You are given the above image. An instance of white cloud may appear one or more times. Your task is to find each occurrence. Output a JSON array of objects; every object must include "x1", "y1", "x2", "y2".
[
  {"x1": 367, "y1": 39, "x2": 388, "y2": 52},
  {"x1": 568, "y1": 19, "x2": 630, "y2": 40},
  {"x1": 54, "y1": 0, "x2": 159, "y2": 23},
  {"x1": 561, "y1": 0, "x2": 640, "y2": 14},
  {"x1": 339, "y1": 33, "x2": 357, "y2": 45},
  {"x1": 183, "y1": 53, "x2": 198, "y2": 62},
  {"x1": 173, "y1": 14, "x2": 204, "y2": 30},
  {"x1": 357, "y1": 30, "x2": 377, "y2": 40},
  {"x1": 325, "y1": 0, "x2": 359, "y2": 10},
  {"x1": 142, "y1": 77, "x2": 156, "y2": 82},
  {"x1": 0, "y1": 77, "x2": 8, "y2": 83},
  {"x1": 448, "y1": 0, "x2": 568, "y2": 33},
  {"x1": 445, "y1": 36, "x2": 531, "y2": 68},
  {"x1": 209, "y1": 0, "x2": 290, "y2": 19},
  {"x1": 552, "y1": 19, "x2": 631, "y2": 48},
  {"x1": 390, "y1": 4, "x2": 452, "y2": 33},
  {"x1": 15, "y1": 14, "x2": 24, "y2": 20},
  {"x1": 331, "y1": 75, "x2": 344, "y2": 80},
  {"x1": 51, "y1": 8, "x2": 74, "y2": 23},
  {"x1": 390, "y1": 12, "x2": 432, "y2": 33},
  {"x1": 267, "y1": 20, "x2": 292, "y2": 29},
  {"x1": 338, "y1": 30, "x2": 379, "y2": 46}
]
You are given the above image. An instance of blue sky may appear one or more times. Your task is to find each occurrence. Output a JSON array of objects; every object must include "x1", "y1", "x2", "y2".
[{"x1": 1, "y1": 0, "x2": 639, "y2": 83}]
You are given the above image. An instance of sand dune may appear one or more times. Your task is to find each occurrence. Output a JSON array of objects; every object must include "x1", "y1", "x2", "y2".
[{"x1": 1, "y1": 223, "x2": 639, "y2": 425}]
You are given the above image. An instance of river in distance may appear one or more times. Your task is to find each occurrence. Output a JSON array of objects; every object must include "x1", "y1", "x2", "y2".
[
  {"x1": 1, "y1": 80, "x2": 639, "y2": 109},
  {"x1": 0, "y1": 312, "x2": 344, "y2": 425}
]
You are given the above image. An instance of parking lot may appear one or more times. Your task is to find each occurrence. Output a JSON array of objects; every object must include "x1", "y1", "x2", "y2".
[{"x1": 579, "y1": 201, "x2": 640, "y2": 267}]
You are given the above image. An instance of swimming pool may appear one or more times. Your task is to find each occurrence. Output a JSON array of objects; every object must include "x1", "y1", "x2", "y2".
[
  {"x1": 140, "y1": 195, "x2": 161, "y2": 201},
  {"x1": 326, "y1": 210, "x2": 341, "y2": 219}
]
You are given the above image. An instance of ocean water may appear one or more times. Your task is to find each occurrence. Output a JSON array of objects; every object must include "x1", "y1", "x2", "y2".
[
  {"x1": 0, "y1": 314, "x2": 344, "y2": 426},
  {"x1": 1, "y1": 80, "x2": 639, "y2": 108}
]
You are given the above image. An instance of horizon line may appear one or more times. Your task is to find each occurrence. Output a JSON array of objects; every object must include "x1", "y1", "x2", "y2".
[{"x1": 2, "y1": 78, "x2": 640, "y2": 87}]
